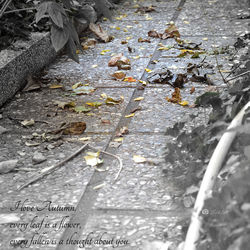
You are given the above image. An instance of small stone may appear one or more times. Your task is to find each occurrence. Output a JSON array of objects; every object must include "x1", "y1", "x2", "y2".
[
  {"x1": 32, "y1": 151, "x2": 46, "y2": 165},
  {"x1": 0, "y1": 126, "x2": 8, "y2": 135},
  {"x1": 0, "y1": 160, "x2": 18, "y2": 174}
]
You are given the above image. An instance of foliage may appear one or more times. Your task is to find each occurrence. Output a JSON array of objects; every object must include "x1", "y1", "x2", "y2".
[{"x1": 0, "y1": 0, "x2": 113, "y2": 62}]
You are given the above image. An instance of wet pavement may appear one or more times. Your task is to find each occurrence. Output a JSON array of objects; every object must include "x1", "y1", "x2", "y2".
[{"x1": 0, "y1": 0, "x2": 249, "y2": 249}]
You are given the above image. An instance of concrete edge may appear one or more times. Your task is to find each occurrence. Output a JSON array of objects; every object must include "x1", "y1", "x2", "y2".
[{"x1": 0, "y1": 33, "x2": 57, "y2": 107}]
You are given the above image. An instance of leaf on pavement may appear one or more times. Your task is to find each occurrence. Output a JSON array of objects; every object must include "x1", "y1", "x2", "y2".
[
  {"x1": 133, "y1": 155, "x2": 146, "y2": 163},
  {"x1": 84, "y1": 151, "x2": 103, "y2": 167},
  {"x1": 134, "y1": 97, "x2": 144, "y2": 101},
  {"x1": 89, "y1": 23, "x2": 111, "y2": 43},
  {"x1": 54, "y1": 100, "x2": 76, "y2": 109},
  {"x1": 111, "y1": 71, "x2": 126, "y2": 80},
  {"x1": 49, "y1": 84, "x2": 63, "y2": 89},
  {"x1": 86, "y1": 102, "x2": 102, "y2": 108},
  {"x1": 73, "y1": 86, "x2": 96, "y2": 95},
  {"x1": 166, "y1": 88, "x2": 182, "y2": 103},
  {"x1": 62, "y1": 122, "x2": 86, "y2": 135},
  {"x1": 105, "y1": 96, "x2": 124, "y2": 105},
  {"x1": 73, "y1": 106, "x2": 92, "y2": 113},
  {"x1": 21, "y1": 119, "x2": 35, "y2": 126},
  {"x1": 162, "y1": 23, "x2": 180, "y2": 39},
  {"x1": 123, "y1": 76, "x2": 137, "y2": 82},
  {"x1": 72, "y1": 82, "x2": 83, "y2": 89},
  {"x1": 125, "y1": 113, "x2": 135, "y2": 118}
]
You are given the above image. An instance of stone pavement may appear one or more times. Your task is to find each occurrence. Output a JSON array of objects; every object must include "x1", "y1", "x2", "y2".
[{"x1": 0, "y1": 0, "x2": 249, "y2": 249}]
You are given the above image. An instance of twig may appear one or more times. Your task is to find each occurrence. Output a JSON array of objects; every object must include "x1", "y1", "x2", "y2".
[
  {"x1": 2, "y1": 7, "x2": 36, "y2": 15},
  {"x1": 18, "y1": 143, "x2": 89, "y2": 190},
  {"x1": 88, "y1": 145, "x2": 123, "y2": 181},
  {"x1": 226, "y1": 70, "x2": 250, "y2": 82},
  {"x1": 0, "y1": 0, "x2": 12, "y2": 18},
  {"x1": 215, "y1": 55, "x2": 228, "y2": 85}
]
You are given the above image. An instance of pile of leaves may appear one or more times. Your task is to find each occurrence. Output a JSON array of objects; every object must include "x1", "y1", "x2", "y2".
[
  {"x1": 164, "y1": 33, "x2": 250, "y2": 249},
  {"x1": 0, "y1": 0, "x2": 115, "y2": 62}
]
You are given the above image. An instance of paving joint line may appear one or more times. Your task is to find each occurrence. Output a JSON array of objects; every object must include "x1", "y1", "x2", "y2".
[{"x1": 56, "y1": 1, "x2": 186, "y2": 249}]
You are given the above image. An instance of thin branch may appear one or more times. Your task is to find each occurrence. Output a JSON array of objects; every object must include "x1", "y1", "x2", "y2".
[
  {"x1": 18, "y1": 143, "x2": 89, "y2": 191},
  {"x1": 226, "y1": 70, "x2": 250, "y2": 82},
  {"x1": 88, "y1": 145, "x2": 123, "y2": 181},
  {"x1": 215, "y1": 55, "x2": 228, "y2": 86},
  {"x1": 3, "y1": 7, "x2": 36, "y2": 15},
  {"x1": 0, "y1": 0, "x2": 12, "y2": 19}
]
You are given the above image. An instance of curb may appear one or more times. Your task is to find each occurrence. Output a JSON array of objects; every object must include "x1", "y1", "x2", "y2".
[{"x1": 0, "y1": 33, "x2": 57, "y2": 107}]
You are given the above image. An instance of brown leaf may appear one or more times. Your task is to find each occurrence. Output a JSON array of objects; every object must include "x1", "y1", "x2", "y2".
[
  {"x1": 101, "y1": 119, "x2": 111, "y2": 124},
  {"x1": 162, "y1": 23, "x2": 180, "y2": 40},
  {"x1": 108, "y1": 53, "x2": 123, "y2": 67},
  {"x1": 89, "y1": 23, "x2": 111, "y2": 43},
  {"x1": 62, "y1": 122, "x2": 86, "y2": 135},
  {"x1": 148, "y1": 30, "x2": 160, "y2": 38},
  {"x1": 166, "y1": 88, "x2": 182, "y2": 103},
  {"x1": 135, "y1": 5, "x2": 156, "y2": 13},
  {"x1": 111, "y1": 71, "x2": 126, "y2": 80},
  {"x1": 23, "y1": 75, "x2": 41, "y2": 92},
  {"x1": 116, "y1": 126, "x2": 129, "y2": 137},
  {"x1": 138, "y1": 37, "x2": 151, "y2": 43},
  {"x1": 190, "y1": 86, "x2": 196, "y2": 94}
]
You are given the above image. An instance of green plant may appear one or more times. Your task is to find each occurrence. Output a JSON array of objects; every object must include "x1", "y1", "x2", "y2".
[{"x1": 0, "y1": 0, "x2": 113, "y2": 62}]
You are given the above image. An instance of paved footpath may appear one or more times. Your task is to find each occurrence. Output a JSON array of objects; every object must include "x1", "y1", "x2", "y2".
[{"x1": 0, "y1": 0, "x2": 249, "y2": 249}]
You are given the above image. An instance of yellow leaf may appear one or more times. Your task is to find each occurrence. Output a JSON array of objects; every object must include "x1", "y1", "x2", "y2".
[
  {"x1": 115, "y1": 27, "x2": 120, "y2": 30},
  {"x1": 21, "y1": 119, "x2": 35, "y2": 126},
  {"x1": 133, "y1": 55, "x2": 140, "y2": 59},
  {"x1": 134, "y1": 97, "x2": 144, "y2": 101},
  {"x1": 139, "y1": 80, "x2": 147, "y2": 85},
  {"x1": 84, "y1": 151, "x2": 103, "y2": 167},
  {"x1": 105, "y1": 97, "x2": 123, "y2": 105},
  {"x1": 72, "y1": 82, "x2": 83, "y2": 89},
  {"x1": 145, "y1": 68, "x2": 152, "y2": 73},
  {"x1": 78, "y1": 137, "x2": 91, "y2": 141},
  {"x1": 100, "y1": 49, "x2": 111, "y2": 55},
  {"x1": 133, "y1": 155, "x2": 146, "y2": 163},
  {"x1": 123, "y1": 28, "x2": 128, "y2": 32},
  {"x1": 179, "y1": 101, "x2": 189, "y2": 106},
  {"x1": 92, "y1": 64, "x2": 98, "y2": 68},
  {"x1": 126, "y1": 25, "x2": 133, "y2": 28},
  {"x1": 202, "y1": 37, "x2": 208, "y2": 41},
  {"x1": 114, "y1": 137, "x2": 124, "y2": 142},
  {"x1": 125, "y1": 113, "x2": 135, "y2": 118},
  {"x1": 103, "y1": 17, "x2": 108, "y2": 21},
  {"x1": 100, "y1": 93, "x2": 107, "y2": 99},
  {"x1": 183, "y1": 20, "x2": 190, "y2": 24},
  {"x1": 49, "y1": 84, "x2": 63, "y2": 89},
  {"x1": 126, "y1": 36, "x2": 132, "y2": 40},
  {"x1": 86, "y1": 102, "x2": 102, "y2": 108},
  {"x1": 76, "y1": 49, "x2": 80, "y2": 54}
]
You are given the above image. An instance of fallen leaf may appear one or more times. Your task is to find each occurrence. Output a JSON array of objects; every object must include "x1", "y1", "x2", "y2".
[
  {"x1": 89, "y1": 23, "x2": 111, "y2": 43},
  {"x1": 166, "y1": 88, "x2": 182, "y2": 103},
  {"x1": 23, "y1": 75, "x2": 41, "y2": 92},
  {"x1": 179, "y1": 100, "x2": 189, "y2": 106},
  {"x1": 133, "y1": 155, "x2": 146, "y2": 163},
  {"x1": 114, "y1": 137, "x2": 123, "y2": 142},
  {"x1": 100, "y1": 93, "x2": 108, "y2": 99},
  {"x1": 21, "y1": 119, "x2": 35, "y2": 126},
  {"x1": 116, "y1": 126, "x2": 129, "y2": 137},
  {"x1": 84, "y1": 151, "x2": 103, "y2": 167},
  {"x1": 101, "y1": 119, "x2": 111, "y2": 124},
  {"x1": 108, "y1": 53, "x2": 124, "y2": 67},
  {"x1": 145, "y1": 68, "x2": 152, "y2": 73},
  {"x1": 133, "y1": 55, "x2": 140, "y2": 59},
  {"x1": 93, "y1": 183, "x2": 106, "y2": 190},
  {"x1": 78, "y1": 137, "x2": 91, "y2": 141},
  {"x1": 111, "y1": 71, "x2": 126, "y2": 80},
  {"x1": 135, "y1": 5, "x2": 156, "y2": 13},
  {"x1": 123, "y1": 77, "x2": 137, "y2": 82},
  {"x1": 54, "y1": 100, "x2": 76, "y2": 109},
  {"x1": 100, "y1": 49, "x2": 111, "y2": 55},
  {"x1": 125, "y1": 113, "x2": 135, "y2": 118},
  {"x1": 148, "y1": 30, "x2": 160, "y2": 38},
  {"x1": 92, "y1": 64, "x2": 98, "y2": 68},
  {"x1": 72, "y1": 82, "x2": 83, "y2": 89},
  {"x1": 121, "y1": 40, "x2": 128, "y2": 44},
  {"x1": 86, "y1": 102, "x2": 102, "y2": 108},
  {"x1": 49, "y1": 84, "x2": 63, "y2": 89},
  {"x1": 62, "y1": 122, "x2": 86, "y2": 135},
  {"x1": 105, "y1": 96, "x2": 123, "y2": 105},
  {"x1": 190, "y1": 86, "x2": 195, "y2": 94},
  {"x1": 73, "y1": 86, "x2": 96, "y2": 95},
  {"x1": 134, "y1": 97, "x2": 144, "y2": 101},
  {"x1": 73, "y1": 106, "x2": 92, "y2": 113},
  {"x1": 162, "y1": 23, "x2": 180, "y2": 39}
]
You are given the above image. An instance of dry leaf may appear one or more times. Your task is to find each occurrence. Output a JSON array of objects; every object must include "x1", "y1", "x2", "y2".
[
  {"x1": 125, "y1": 113, "x2": 135, "y2": 118},
  {"x1": 123, "y1": 77, "x2": 137, "y2": 82},
  {"x1": 86, "y1": 102, "x2": 102, "y2": 108},
  {"x1": 105, "y1": 96, "x2": 123, "y2": 105},
  {"x1": 179, "y1": 100, "x2": 189, "y2": 106},
  {"x1": 108, "y1": 53, "x2": 123, "y2": 67},
  {"x1": 62, "y1": 122, "x2": 86, "y2": 135},
  {"x1": 84, "y1": 151, "x2": 103, "y2": 167},
  {"x1": 166, "y1": 88, "x2": 182, "y2": 103},
  {"x1": 72, "y1": 82, "x2": 83, "y2": 89},
  {"x1": 148, "y1": 30, "x2": 160, "y2": 38},
  {"x1": 134, "y1": 97, "x2": 144, "y2": 101},
  {"x1": 54, "y1": 100, "x2": 76, "y2": 109},
  {"x1": 101, "y1": 119, "x2": 111, "y2": 124},
  {"x1": 73, "y1": 106, "x2": 92, "y2": 113},
  {"x1": 111, "y1": 71, "x2": 126, "y2": 80},
  {"x1": 138, "y1": 37, "x2": 151, "y2": 43},
  {"x1": 23, "y1": 75, "x2": 41, "y2": 92},
  {"x1": 114, "y1": 137, "x2": 123, "y2": 142},
  {"x1": 89, "y1": 23, "x2": 111, "y2": 43},
  {"x1": 100, "y1": 49, "x2": 110, "y2": 55},
  {"x1": 190, "y1": 86, "x2": 195, "y2": 94},
  {"x1": 116, "y1": 126, "x2": 129, "y2": 137},
  {"x1": 145, "y1": 68, "x2": 152, "y2": 73},
  {"x1": 73, "y1": 86, "x2": 96, "y2": 95},
  {"x1": 78, "y1": 137, "x2": 91, "y2": 141},
  {"x1": 133, "y1": 155, "x2": 146, "y2": 163},
  {"x1": 21, "y1": 119, "x2": 35, "y2": 126},
  {"x1": 49, "y1": 84, "x2": 63, "y2": 89}
]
